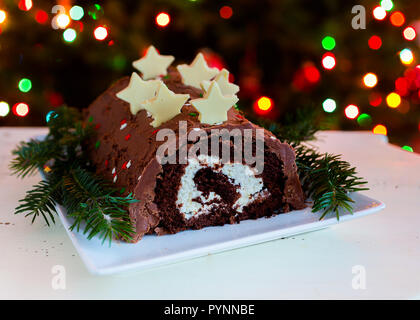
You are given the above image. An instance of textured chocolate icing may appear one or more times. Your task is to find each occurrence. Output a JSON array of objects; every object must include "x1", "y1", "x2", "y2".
[{"x1": 85, "y1": 68, "x2": 305, "y2": 242}]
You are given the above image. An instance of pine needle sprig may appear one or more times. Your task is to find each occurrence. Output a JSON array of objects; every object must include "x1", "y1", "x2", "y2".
[
  {"x1": 10, "y1": 138, "x2": 60, "y2": 178},
  {"x1": 295, "y1": 145, "x2": 369, "y2": 219},
  {"x1": 15, "y1": 179, "x2": 62, "y2": 226},
  {"x1": 63, "y1": 168, "x2": 136, "y2": 244},
  {"x1": 10, "y1": 106, "x2": 137, "y2": 245}
]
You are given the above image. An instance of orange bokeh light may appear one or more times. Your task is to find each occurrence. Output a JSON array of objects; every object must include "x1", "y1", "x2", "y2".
[
  {"x1": 390, "y1": 11, "x2": 405, "y2": 27},
  {"x1": 373, "y1": 124, "x2": 387, "y2": 135}
]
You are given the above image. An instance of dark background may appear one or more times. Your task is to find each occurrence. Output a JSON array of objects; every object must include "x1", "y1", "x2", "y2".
[{"x1": 0, "y1": 0, "x2": 419, "y2": 152}]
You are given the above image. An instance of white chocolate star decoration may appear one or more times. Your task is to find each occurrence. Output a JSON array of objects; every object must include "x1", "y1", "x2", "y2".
[
  {"x1": 132, "y1": 45, "x2": 175, "y2": 80},
  {"x1": 176, "y1": 53, "x2": 219, "y2": 89},
  {"x1": 190, "y1": 81, "x2": 238, "y2": 125},
  {"x1": 116, "y1": 72, "x2": 160, "y2": 115},
  {"x1": 140, "y1": 82, "x2": 190, "y2": 127},
  {"x1": 201, "y1": 68, "x2": 240, "y2": 96}
]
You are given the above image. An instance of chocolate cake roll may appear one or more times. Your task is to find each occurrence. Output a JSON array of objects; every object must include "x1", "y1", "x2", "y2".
[{"x1": 84, "y1": 48, "x2": 305, "y2": 242}]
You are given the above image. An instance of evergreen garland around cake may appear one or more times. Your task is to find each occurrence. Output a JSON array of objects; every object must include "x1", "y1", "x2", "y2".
[{"x1": 10, "y1": 46, "x2": 368, "y2": 245}]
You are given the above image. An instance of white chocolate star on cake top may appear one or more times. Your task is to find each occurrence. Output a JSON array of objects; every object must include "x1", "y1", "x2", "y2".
[
  {"x1": 201, "y1": 68, "x2": 240, "y2": 96},
  {"x1": 140, "y1": 82, "x2": 190, "y2": 127},
  {"x1": 116, "y1": 72, "x2": 160, "y2": 115},
  {"x1": 176, "y1": 53, "x2": 219, "y2": 89},
  {"x1": 132, "y1": 45, "x2": 175, "y2": 80},
  {"x1": 190, "y1": 81, "x2": 239, "y2": 125}
]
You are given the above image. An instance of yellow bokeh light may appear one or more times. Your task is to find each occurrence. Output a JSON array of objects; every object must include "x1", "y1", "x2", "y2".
[
  {"x1": 373, "y1": 124, "x2": 387, "y2": 135},
  {"x1": 56, "y1": 13, "x2": 70, "y2": 29},
  {"x1": 386, "y1": 92, "x2": 401, "y2": 108},
  {"x1": 400, "y1": 49, "x2": 414, "y2": 65},
  {"x1": 156, "y1": 12, "x2": 170, "y2": 27},
  {"x1": 257, "y1": 97, "x2": 272, "y2": 111},
  {"x1": 363, "y1": 73, "x2": 378, "y2": 88},
  {"x1": 0, "y1": 10, "x2": 6, "y2": 24}
]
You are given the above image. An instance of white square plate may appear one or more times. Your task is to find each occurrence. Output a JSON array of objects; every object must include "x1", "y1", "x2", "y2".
[
  {"x1": 51, "y1": 190, "x2": 384, "y2": 275},
  {"x1": 36, "y1": 132, "x2": 385, "y2": 275}
]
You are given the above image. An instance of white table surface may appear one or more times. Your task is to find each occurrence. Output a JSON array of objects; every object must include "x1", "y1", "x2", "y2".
[{"x1": 0, "y1": 127, "x2": 419, "y2": 300}]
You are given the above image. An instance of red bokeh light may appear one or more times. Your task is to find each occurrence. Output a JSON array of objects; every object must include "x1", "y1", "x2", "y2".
[
  {"x1": 13, "y1": 103, "x2": 29, "y2": 117},
  {"x1": 18, "y1": 0, "x2": 32, "y2": 11},
  {"x1": 35, "y1": 10, "x2": 48, "y2": 24},
  {"x1": 395, "y1": 77, "x2": 409, "y2": 96},
  {"x1": 368, "y1": 35, "x2": 382, "y2": 50},
  {"x1": 219, "y1": 6, "x2": 233, "y2": 19},
  {"x1": 369, "y1": 92, "x2": 382, "y2": 106},
  {"x1": 303, "y1": 65, "x2": 320, "y2": 83}
]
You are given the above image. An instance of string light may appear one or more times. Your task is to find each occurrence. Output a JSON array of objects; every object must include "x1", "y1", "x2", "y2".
[
  {"x1": 13, "y1": 103, "x2": 29, "y2": 117},
  {"x1": 0, "y1": 101, "x2": 10, "y2": 117},
  {"x1": 344, "y1": 104, "x2": 359, "y2": 119},
  {"x1": 63, "y1": 28, "x2": 77, "y2": 42},
  {"x1": 303, "y1": 65, "x2": 320, "y2": 83},
  {"x1": 322, "y1": 53, "x2": 336, "y2": 70},
  {"x1": 373, "y1": 124, "x2": 387, "y2": 135},
  {"x1": 88, "y1": 4, "x2": 104, "y2": 20},
  {"x1": 373, "y1": 6, "x2": 387, "y2": 20},
  {"x1": 0, "y1": 10, "x2": 6, "y2": 24},
  {"x1": 322, "y1": 98, "x2": 336, "y2": 113},
  {"x1": 69, "y1": 6, "x2": 84, "y2": 21},
  {"x1": 369, "y1": 92, "x2": 382, "y2": 106},
  {"x1": 390, "y1": 11, "x2": 405, "y2": 27},
  {"x1": 399, "y1": 48, "x2": 414, "y2": 65},
  {"x1": 380, "y1": 0, "x2": 393, "y2": 11},
  {"x1": 401, "y1": 145, "x2": 413, "y2": 152},
  {"x1": 403, "y1": 27, "x2": 416, "y2": 41},
  {"x1": 395, "y1": 77, "x2": 409, "y2": 96},
  {"x1": 56, "y1": 14, "x2": 71, "y2": 29},
  {"x1": 94, "y1": 26, "x2": 108, "y2": 40},
  {"x1": 321, "y1": 36, "x2": 336, "y2": 50},
  {"x1": 386, "y1": 92, "x2": 401, "y2": 108},
  {"x1": 18, "y1": 78, "x2": 32, "y2": 93},
  {"x1": 357, "y1": 113, "x2": 372, "y2": 126},
  {"x1": 156, "y1": 12, "x2": 170, "y2": 27},
  {"x1": 35, "y1": 10, "x2": 48, "y2": 24},
  {"x1": 46, "y1": 111, "x2": 57, "y2": 123},
  {"x1": 220, "y1": 6, "x2": 233, "y2": 19},
  {"x1": 363, "y1": 73, "x2": 378, "y2": 88},
  {"x1": 256, "y1": 96, "x2": 273, "y2": 111},
  {"x1": 18, "y1": 0, "x2": 32, "y2": 11},
  {"x1": 368, "y1": 35, "x2": 382, "y2": 50}
]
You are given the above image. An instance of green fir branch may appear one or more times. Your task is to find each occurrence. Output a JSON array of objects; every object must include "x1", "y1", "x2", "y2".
[
  {"x1": 294, "y1": 145, "x2": 368, "y2": 219},
  {"x1": 10, "y1": 106, "x2": 137, "y2": 245},
  {"x1": 15, "y1": 179, "x2": 62, "y2": 226}
]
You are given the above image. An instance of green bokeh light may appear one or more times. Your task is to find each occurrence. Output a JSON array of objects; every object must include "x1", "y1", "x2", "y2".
[
  {"x1": 322, "y1": 98, "x2": 336, "y2": 113},
  {"x1": 357, "y1": 113, "x2": 372, "y2": 126},
  {"x1": 380, "y1": 0, "x2": 393, "y2": 11},
  {"x1": 112, "y1": 55, "x2": 127, "y2": 71},
  {"x1": 69, "y1": 6, "x2": 84, "y2": 21},
  {"x1": 322, "y1": 36, "x2": 336, "y2": 50},
  {"x1": 63, "y1": 28, "x2": 77, "y2": 42},
  {"x1": 402, "y1": 145, "x2": 413, "y2": 152},
  {"x1": 88, "y1": 4, "x2": 104, "y2": 20},
  {"x1": 18, "y1": 78, "x2": 32, "y2": 92}
]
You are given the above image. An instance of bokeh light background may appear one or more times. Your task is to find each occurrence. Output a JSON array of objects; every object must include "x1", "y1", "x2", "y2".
[{"x1": 0, "y1": 0, "x2": 420, "y2": 153}]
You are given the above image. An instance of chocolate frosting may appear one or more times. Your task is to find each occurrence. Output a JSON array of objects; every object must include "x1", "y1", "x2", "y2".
[{"x1": 85, "y1": 68, "x2": 305, "y2": 242}]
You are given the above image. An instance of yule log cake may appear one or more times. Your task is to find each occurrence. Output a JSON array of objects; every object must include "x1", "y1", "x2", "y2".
[{"x1": 85, "y1": 46, "x2": 305, "y2": 243}]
